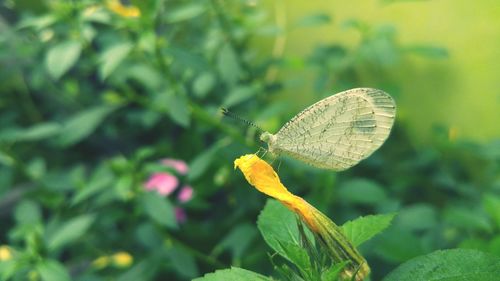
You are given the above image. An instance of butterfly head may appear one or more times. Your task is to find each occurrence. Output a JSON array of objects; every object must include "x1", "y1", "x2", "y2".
[{"x1": 260, "y1": 132, "x2": 278, "y2": 153}]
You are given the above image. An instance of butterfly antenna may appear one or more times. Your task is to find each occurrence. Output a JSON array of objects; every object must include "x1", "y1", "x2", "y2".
[{"x1": 221, "y1": 108, "x2": 263, "y2": 132}]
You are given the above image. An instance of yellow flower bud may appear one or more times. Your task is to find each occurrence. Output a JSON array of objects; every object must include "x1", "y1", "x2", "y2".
[
  {"x1": 0, "y1": 245, "x2": 12, "y2": 261},
  {"x1": 112, "y1": 251, "x2": 133, "y2": 268},
  {"x1": 107, "y1": 0, "x2": 141, "y2": 18}
]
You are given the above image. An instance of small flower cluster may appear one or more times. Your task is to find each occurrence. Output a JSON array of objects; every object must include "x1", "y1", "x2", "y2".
[
  {"x1": 92, "y1": 251, "x2": 133, "y2": 269},
  {"x1": 144, "y1": 158, "x2": 194, "y2": 223}
]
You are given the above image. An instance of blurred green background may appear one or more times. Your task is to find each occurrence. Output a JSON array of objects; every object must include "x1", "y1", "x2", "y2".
[{"x1": 0, "y1": 0, "x2": 499, "y2": 280}]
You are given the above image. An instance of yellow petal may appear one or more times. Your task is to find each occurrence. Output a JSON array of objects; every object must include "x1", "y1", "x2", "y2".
[
  {"x1": 234, "y1": 154, "x2": 318, "y2": 231},
  {"x1": 234, "y1": 154, "x2": 292, "y2": 201},
  {"x1": 107, "y1": 0, "x2": 141, "y2": 18}
]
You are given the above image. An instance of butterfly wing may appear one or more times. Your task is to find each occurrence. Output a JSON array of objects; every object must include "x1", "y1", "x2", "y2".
[{"x1": 271, "y1": 88, "x2": 396, "y2": 171}]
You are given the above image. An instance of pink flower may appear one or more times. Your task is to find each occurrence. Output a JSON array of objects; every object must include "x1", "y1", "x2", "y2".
[
  {"x1": 144, "y1": 172, "x2": 178, "y2": 196},
  {"x1": 161, "y1": 159, "x2": 189, "y2": 175},
  {"x1": 175, "y1": 207, "x2": 187, "y2": 223},
  {"x1": 178, "y1": 185, "x2": 194, "y2": 203}
]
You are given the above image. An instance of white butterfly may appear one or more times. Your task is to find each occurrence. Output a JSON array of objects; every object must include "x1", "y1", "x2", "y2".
[{"x1": 260, "y1": 88, "x2": 396, "y2": 171}]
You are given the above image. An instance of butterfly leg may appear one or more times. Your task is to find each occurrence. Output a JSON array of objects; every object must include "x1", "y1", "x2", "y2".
[
  {"x1": 255, "y1": 147, "x2": 268, "y2": 158},
  {"x1": 276, "y1": 158, "x2": 282, "y2": 172}
]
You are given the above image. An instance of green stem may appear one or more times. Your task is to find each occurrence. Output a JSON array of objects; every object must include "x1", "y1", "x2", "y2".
[
  {"x1": 310, "y1": 206, "x2": 370, "y2": 281},
  {"x1": 18, "y1": 73, "x2": 43, "y2": 122}
]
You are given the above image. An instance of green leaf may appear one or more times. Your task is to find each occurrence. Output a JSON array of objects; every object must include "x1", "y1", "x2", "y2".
[
  {"x1": 257, "y1": 200, "x2": 301, "y2": 259},
  {"x1": 117, "y1": 260, "x2": 156, "y2": 281},
  {"x1": 193, "y1": 267, "x2": 271, "y2": 281},
  {"x1": 217, "y1": 43, "x2": 242, "y2": 86},
  {"x1": 141, "y1": 192, "x2": 177, "y2": 229},
  {"x1": 81, "y1": 7, "x2": 111, "y2": 24},
  {"x1": 99, "y1": 42, "x2": 133, "y2": 80},
  {"x1": 14, "y1": 200, "x2": 42, "y2": 225},
  {"x1": 321, "y1": 262, "x2": 348, "y2": 281},
  {"x1": 213, "y1": 223, "x2": 258, "y2": 259},
  {"x1": 188, "y1": 149, "x2": 216, "y2": 181},
  {"x1": 294, "y1": 13, "x2": 332, "y2": 28},
  {"x1": 17, "y1": 14, "x2": 56, "y2": 30},
  {"x1": 444, "y1": 206, "x2": 493, "y2": 233},
  {"x1": 37, "y1": 260, "x2": 71, "y2": 281},
  {"x1": 124, "y1": 64, "x2": 163, "y2": 90},
  {"x1": 188, "y1": 140, "x2": 227, "y2": 181},
  {"x1": 374, "y1": 227, "x2": 426, "y2": 263},
  {"x1": 338, "y1": 178, "x2": 388, "y2": 205},
  {"x1": 26, "y1": 157, "x2": 46, "y2": 180},
  {"x1": 19, "y1": 123, "x2": 61, "y2": 141},
  {"x1": 166, "y1": 245, "x2": 199, "y2": 279},
  {"x1": 395, "y1": 204, "x2": 437, "y2": 231},
  {"x1": 223, "y1": 85, "x2": 260, "y2": 108},
  {"x1": 0, "y1": 259, "x2": 17, "y2": 281},
  {"x1": 57, "y1": 105, "x2": 117, "y2": 147},
  {"x1": 0, "y1": 150, "x2": 15, "y2": 167},
  {"x1": 152, "y1": 91, "x2": 191, "y2": 127},
  {"x1": 488, "y1": 236, "x2": 500, "y2": 257},
  {"x1": 0, "y1": 123, "x2": 61, "y2": 142},
  {"x1": 459, "y1": 238, "x2": 488, "y2": 253},
  {"x1": 47, "y1": 215, "x2": 95, "y2": 251},
  {"x1": 165, "y1": 93, "x2": 191, "y2": 127},
  {"x1": 483, "y1": 194, "x2": 500, "y2": 229},
  {"x1": 71, "y1": 164, "x2": 114, "y2": 205},
  {"x1": 166, "y1": 3, "x2": 206, "y2": 23},
  {"x1": 193, "y1": 72, "x2": 216, "y2": 98},
  {"x1": 342, "y1": 213, "x2": 396, "y2": 247},
  {"x1": 383, "y1": 249, "x2": 500, "y2": 281},
  {"x1": 45, "y1": 40, "x2": 82, "y2": 80},
  {"x1": 278, "y1": 240, "x2": 313, "y2": 279},
  {"x1": 341, "y1": 19, "x2": 369, "y2": 33}
]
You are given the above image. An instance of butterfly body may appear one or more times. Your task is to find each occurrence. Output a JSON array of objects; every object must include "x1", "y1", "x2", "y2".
[{"x1": 260, "y1": 88, "x2": 396, "y2": 171}]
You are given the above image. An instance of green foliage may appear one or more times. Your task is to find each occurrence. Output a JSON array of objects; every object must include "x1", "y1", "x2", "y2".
[
  {"x1": 0, "y1": 123, "x2": 62, "y2": 142},
  {"x1": 258, "y1": 200, "x2": 322, "y2": 280},
  {"x1": 253, "y1": 200, "x2": 393, "y2": 280},
  {"x1": 37, "y1": 260, "x2": 71, "y2": 281},
  {"x1": 257, "y1": 200, "x2": 304, "y2": 261},
  {"x1": 212, "y1": 223, "x2": 258, "y2": 262},
  {"x1": 194, "y1": 267, "x2": 272, "y2": 281},
  {"x1": 0, "y1": 0, "x2": 498, "y2": 280},
  {"x1": 483, "y1": 194, "x2": 500, "y2": 229},
  {"x1": 45, "y1": 41, "x2": 82, "y2": 80},
  {"x1": 383, "y1": 249, "x2": 500, "y2": 281},
  {"x1": 337, "y1": 179, "x2": 389, "y2": 206},
  {"x1": 46, "y1": 214, "x2": 95, "y2": 251},
  {"x1": 99, "y1": 42, "x2": 133, "y2": 80},
  {"x1": 141, "y1": 192, "x2": 177, "y2": 229},
  {"x1": 342, "y1": 213, "x2": 396, "y2": 247},
  {"x1": 57, "y1": 105, "x2": 118, "y2": 146},
  {"x1": 166, "y1": 245, "x2": 199, "y2": 279}
]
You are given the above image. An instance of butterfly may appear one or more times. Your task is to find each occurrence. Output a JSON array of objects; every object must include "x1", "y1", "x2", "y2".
[{"x1": 259, "y1": 88, "x2": 396, "y2": 171}]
